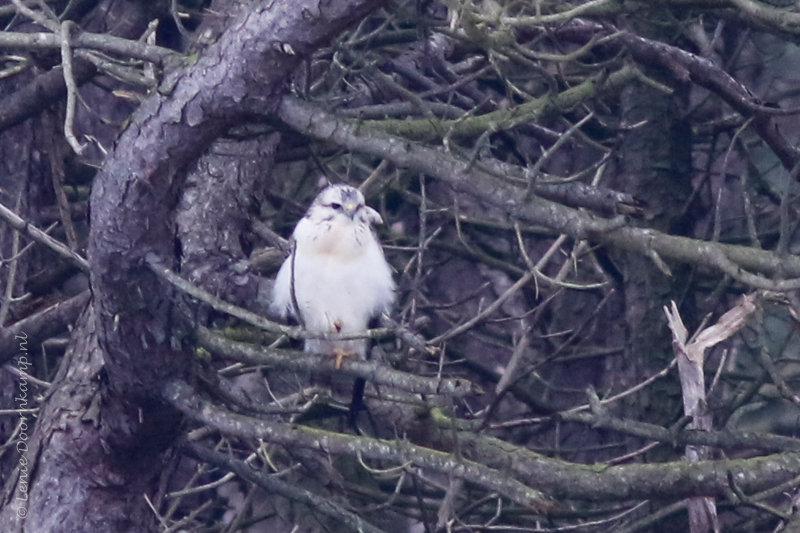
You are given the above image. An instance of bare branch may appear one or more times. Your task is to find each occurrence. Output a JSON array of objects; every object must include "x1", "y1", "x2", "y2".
[
  {"x1": 166, "y1": 379, "x2": 552, "y2": 511},
  {"x1": 277, "y1": 96, "x2": 800, "y2": 286},
  {"x1": 197, "y1": 327, "x2": 479, "y2": 398},
  {"x1": 185, "y1": 443, "x2": 391, "y2": 533},
  {"x1": 0, "y1": 200, "x2": 89, "y2": 271}
]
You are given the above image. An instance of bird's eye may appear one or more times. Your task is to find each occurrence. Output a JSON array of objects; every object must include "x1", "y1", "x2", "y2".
[{"x1": 330, "y1": 203, "x2": 343, "y2": 211}]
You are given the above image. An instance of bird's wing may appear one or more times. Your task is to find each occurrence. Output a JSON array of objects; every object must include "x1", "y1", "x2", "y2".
[{"x1": 270, "y1": 238, "x2": 297, "y2": 319}]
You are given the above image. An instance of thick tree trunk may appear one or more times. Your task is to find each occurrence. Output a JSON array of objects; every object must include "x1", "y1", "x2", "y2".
[
  {"x1": 0, "y1": 0, "x2": 384, "y2": 531},
  {"x1": 0, "y1": 0, "x2": 151, "y2": 506},
  {"x1": 613, "y1": 77, "x2": 692, "y2": 429},
  {"x1": 0, "y1": 307, "x2": 171, "y2": 532},
  {"x1": 608, "y1": 15, "x2": 694, "y2": 437}
]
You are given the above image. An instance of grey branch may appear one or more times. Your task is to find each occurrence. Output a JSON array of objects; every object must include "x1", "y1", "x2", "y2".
[
  {"x1": 0, "y1": 200, "x2": 89, "y2": 271},
  {"x1": 198, "y1": 327, "x2": 479, "y2": 398},
  {"x1": 166, "y1": 379, "x2": 551, "y2": 511},
  {"x1": 277, "y1": 95, "x2": 800, "y2": 288},
  {"x1": 185, "y1": 443, "x2": 391, "y2": 533}
]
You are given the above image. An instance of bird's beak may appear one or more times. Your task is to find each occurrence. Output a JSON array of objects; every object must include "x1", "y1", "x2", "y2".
[{"x1": 343, "y1": 202, "x2": 359, "y2": 219}]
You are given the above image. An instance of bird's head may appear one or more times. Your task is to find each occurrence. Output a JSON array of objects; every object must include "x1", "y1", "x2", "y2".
[{"x1": 310, "y1": 184, "x2": 383, "y2": 225}]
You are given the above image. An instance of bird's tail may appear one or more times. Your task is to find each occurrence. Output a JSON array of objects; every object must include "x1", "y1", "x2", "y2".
[{"x1": 348, "y1": 377, "x2": 366, "y2": 431}]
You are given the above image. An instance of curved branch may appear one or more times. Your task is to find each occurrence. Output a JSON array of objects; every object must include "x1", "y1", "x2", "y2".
[
  {"x1": 88, "y1": 0, "x2": 386, "y2": 396},
  {"x1": 556, "y1": 19, "x2": 800, "y2": 172}
]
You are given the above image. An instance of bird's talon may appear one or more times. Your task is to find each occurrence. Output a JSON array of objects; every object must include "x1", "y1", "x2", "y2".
[{"x1": 334, "y1": 350, "x2": 355, "y2": 369}]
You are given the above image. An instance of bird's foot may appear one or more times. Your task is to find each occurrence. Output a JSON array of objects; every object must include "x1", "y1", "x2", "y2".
[{"x1": 333, "y1": 349, "x2": 356, "y2": 369}]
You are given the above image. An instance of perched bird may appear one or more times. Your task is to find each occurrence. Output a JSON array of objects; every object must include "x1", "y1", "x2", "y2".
[{"x1": 271, "y1": 184, "x2": 395, "y2": 368}]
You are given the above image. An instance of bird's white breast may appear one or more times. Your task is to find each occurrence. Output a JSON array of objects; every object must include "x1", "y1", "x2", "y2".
[{"x1": 271, "y1": 214, "x2": 395, "y2": 336}]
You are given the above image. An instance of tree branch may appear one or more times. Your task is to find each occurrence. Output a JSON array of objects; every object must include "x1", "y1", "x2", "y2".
[
  {"x1": 185, "y1": 443, "x2": 391, "y2": 533},
  {"x1": 197, "y1": 328, "x2": 478, "y2": 398},
  {"x1": 277, "y1": 96, "x2": 800, "y2": 285},
  {"x1": 166, "y1": 379, "x2": 552, "y2": 511},
  {"x1": 0, "y1": 200, "x2": 89, "y2": 271}
]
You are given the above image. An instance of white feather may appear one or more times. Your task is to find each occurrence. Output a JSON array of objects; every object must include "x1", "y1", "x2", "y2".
[{"x1": 271, "y1": 185, "x2": 395, "y2": 356}]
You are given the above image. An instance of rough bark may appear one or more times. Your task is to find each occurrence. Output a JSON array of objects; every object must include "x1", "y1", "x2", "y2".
[
  {"x1": 176, "y1": 134, "x2": 280, "y2": 313},
  {"x1": 0, "y1": 0, "x2": 152, "y2": 506},
  {"x1": 88, "y1": 0, "x2": 385, "y2": 396},
  {"x1": 0, "y1": 307, "x2": 171, "y2": 533},
  {"x1": 613, "y1": 77, "x2": 692, "y2": 431},
  {"x1": 0, "y1": 0, "x2": 385, "y2": 531}
]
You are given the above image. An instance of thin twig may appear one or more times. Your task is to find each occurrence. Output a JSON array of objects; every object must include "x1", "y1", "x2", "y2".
[
  {"x1": 60, "y1": 21, "x2": 86, "y2": 155},
  {"x1": 0, "y1": 194, "x2": 23, "y2": 326},
  {"x1": 11, "y1": 0, "x2": 59, "y2": 31},
  {"x1": 43, "y1": 110, "x2": 79, "y2": 250},
  {"x1": 525, "y1": 112, "x2": 594, "y2": 197},
  {"x1": 0, "y1": 200, "x2": 89, "y2": 271},
  {"x1": 428, "y1": 270, "x2": 534, "y2": 345}
]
